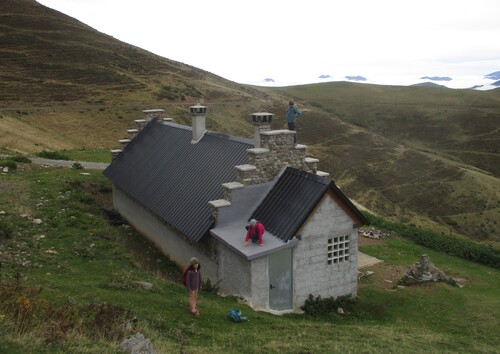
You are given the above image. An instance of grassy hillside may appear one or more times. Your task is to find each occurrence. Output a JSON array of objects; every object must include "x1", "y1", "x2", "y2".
[
  {"x1": 266, "y1": 83, "x2": 500, "y2": 243},
  {"x1": 0, "y1": 0, "x2": 498, "y2": 243},
  {"x1": 0, "y1": 163, "x2": 499, "y2": 353}
]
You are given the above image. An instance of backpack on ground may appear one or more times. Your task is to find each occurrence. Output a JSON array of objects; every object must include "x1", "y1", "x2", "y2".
[
  {"x1": 225, "y1": 308, "x2": 247, "y2": 323},
  {"x1": 181, "y1": 266, "x2": 189, "y2": 286}
]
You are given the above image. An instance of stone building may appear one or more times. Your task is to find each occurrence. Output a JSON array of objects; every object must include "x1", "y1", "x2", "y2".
[{"x1": 103, "y1": 105, "x2": 367, "y2": 312}]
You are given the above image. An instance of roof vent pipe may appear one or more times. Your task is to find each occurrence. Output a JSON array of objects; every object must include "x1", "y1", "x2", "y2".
[{"x1": 190, "y1": 104, "x2": 207, "y2": 143}]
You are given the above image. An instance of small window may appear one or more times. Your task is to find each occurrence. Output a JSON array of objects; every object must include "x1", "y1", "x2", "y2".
[{"x1": 327, "y1": 235, "x2": 350, "y2": 264}]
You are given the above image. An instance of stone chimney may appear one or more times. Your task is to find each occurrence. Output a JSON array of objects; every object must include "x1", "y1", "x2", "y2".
[
  {"x1": 251, "y1": 112, "x2": 273, "y2": 148},
  {"x1": 190, "y1": 103, "x2": 207, "y2": 143},
  {"x1": 142, "y1": 108, "x2": 165, "y2": 121}
]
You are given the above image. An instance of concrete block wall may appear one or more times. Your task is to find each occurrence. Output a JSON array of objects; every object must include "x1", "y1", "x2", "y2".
[
  {"x1": 111, "y1": 186, "x2": 219, "y2": 282},
  {"x1": 250, "y1": 257, "x2": 269, "y2": 309},
  {"x1": 292, "y1": 193, "x2": 358, "y2": 309},
  {"x1": 217, "y1": 242, "x2": 252, "y2": 297}
]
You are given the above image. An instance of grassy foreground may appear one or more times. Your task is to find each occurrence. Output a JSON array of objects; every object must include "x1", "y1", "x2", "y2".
[{"x1": 0, "y1": 162, "x2": 499, "y2": 353}]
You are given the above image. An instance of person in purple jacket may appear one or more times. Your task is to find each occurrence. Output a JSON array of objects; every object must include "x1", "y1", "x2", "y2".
[{"x1": 186, "y1": 257, "x2": 202, "y2": 316}]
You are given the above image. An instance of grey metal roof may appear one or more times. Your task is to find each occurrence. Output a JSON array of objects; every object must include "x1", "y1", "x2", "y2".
[
  {"x1": 103, "y1": 119, "x2": 253, "y2": 242},
  {"x1": 250, "y1": 167, "x2": 368, "y2": 241}
]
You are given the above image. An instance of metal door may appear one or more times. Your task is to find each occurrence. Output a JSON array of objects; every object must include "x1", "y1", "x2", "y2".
[{"x1": 268, "y1": 248, "x2": 293, "y2": 310}]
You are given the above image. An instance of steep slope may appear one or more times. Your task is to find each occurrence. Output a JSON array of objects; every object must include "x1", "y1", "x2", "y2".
[{"x1": 0, "y1": 0, "x2": 277, "y2": 151}]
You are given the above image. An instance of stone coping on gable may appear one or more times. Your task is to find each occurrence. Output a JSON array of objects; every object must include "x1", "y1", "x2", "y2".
[
  {"x1": 208, "y1": 199, "x2": 231, "y2": 208},
  {"x1": 235, "y1": 164, "x2": 257, "y2": 172},
  {"x1": 304, "y1": 157, "x2": 319, "y2": 163},
  {"x1": 142, "y1": 109, "x2": 165, "y2": 113},
  {"x1": 222, "y1": 182, "x2": 245, "y2": 190},
  {"x1": 260, "y1": 129, "x2": 295, "y2": 136},
  {"x1": 247, "y1": 148, "x2": 270, "y2": 155}
]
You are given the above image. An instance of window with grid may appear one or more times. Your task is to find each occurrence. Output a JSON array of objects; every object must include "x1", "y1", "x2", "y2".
[{"x1": 327, "y1": 235, "x2": 350, "y2": 264}]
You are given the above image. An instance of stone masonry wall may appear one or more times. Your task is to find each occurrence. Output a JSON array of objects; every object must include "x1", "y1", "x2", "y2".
[{"x1": 236, "y1": 130, "x2": 311, "y2": 186}]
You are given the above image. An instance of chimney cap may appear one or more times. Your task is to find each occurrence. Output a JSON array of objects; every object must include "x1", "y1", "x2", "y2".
[
  {"x1": 190, "y1": 104, "x2": 207, "y2": 115},
  {"x1": 251, "y1": 112, "x2": 274, "y2": 124}
]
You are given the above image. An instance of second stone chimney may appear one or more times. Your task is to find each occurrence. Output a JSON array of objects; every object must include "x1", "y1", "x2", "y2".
[
  {"x1": 190, "y1": 103, "x2": 207, "y2": 143},
  {"x1": 251, "y1": 112, "x2": 273, "y2": 148}
]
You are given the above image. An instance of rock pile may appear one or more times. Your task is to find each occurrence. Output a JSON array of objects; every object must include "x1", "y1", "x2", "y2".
[
  {"x1": 359, "y1": 227, "x2": 390, "y2": 239},
  {"x1": 398, "y1": 254, "x2": 455, "y2": 286}
]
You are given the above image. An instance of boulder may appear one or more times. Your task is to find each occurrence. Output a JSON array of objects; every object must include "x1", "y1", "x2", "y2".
[{"x1": 120, "y1": 333, "x2": 156, "y2": 354}]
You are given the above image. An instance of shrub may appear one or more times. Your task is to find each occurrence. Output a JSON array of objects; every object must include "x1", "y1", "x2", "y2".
[
  {"x1": 301, "y1": 294, "x2": 355, "y2": 317},
  {"x1": 202, "y1": 278, "x2": 221, "y2": 294},
  {"x1": 0, "y1": 220, "x2": 14, "y2": 239},
  {"x1": 0, "y1": 159, "x2": 17, "y2": 170},
  {"x1": 72, "y1": 162, "x2": 83, "y2": 169},
  {"x1": 364, "y1": 212, "x2": 500, "y2": 269},
  {"x1": 10, "y1": 156, "x2": 31, "y2": 163},
  {"x1": 0, "y1": 276, "x2": 136, "y2": 344},
  {"x1": 36, "y1": 151, "x2": 70, "y2": 160}
]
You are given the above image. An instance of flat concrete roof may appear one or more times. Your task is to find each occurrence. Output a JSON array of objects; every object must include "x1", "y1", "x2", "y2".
[{"x1": 210, "y1": 180, "x2": 298, "y2": 261}]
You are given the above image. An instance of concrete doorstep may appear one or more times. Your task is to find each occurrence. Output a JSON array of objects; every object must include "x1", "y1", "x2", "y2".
[{"x1": 358, "y1": 252, "x2": 383, "y2": 269}]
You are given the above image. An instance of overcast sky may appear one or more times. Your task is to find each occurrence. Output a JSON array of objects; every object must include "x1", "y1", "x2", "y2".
[{"x1": 37, "y1": 0, "x2": 500, "y2": 88}]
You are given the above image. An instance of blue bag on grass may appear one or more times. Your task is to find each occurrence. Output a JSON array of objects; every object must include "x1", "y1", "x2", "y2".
[{"x1": 225, "y1": 308, "x2": 247, "y2": 322}]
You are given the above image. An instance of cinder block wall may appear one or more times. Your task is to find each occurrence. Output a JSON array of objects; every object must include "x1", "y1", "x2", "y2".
[
  {"x1": 292, "y1": 194, "x2": 358, "y2": 309},
  {"x1": 217, "y1": 242, "x2": 252, "y2": 297},
  {"x1": 250, "y1": 257, "x2": 269, "y2": 309},
  {"x1": 112, "y1": 186, "x2": 219, "y2": 282}
]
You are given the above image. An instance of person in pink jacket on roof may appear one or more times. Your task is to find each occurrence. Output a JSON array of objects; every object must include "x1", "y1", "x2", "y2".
[{"x1": 244, "y1": 219, "x2": 265, "y2": 247}]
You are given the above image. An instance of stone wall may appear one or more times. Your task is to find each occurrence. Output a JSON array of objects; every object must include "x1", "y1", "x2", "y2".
[{"x1": 235, "y1": 130, "x2": 316, "y2": 186}]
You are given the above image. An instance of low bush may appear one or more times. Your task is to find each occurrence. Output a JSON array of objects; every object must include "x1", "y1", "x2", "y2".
[
  {"x1": 301, "y1": 294, "x2": 355, "y2": 317},
  {"x1": 0, "y1": 160, "x2": 17, "y2": 170},
  {"x1": 0, "y1": 275, "x2": 136, "y2": 345},
  {"x1": 202, "y1": 278, "x2": 221, "y2": 294},
  {"x1": 10, "y1": 156, "x2": 31, "y2": 163},
  {"x1": 36, "y1": 150, "x2": 70, "y2": 160},
  {"x1": 365, "y1": 212, "x2": 500, "y2": 269},
  {"x1": 0, "y1": 220, "x2": 14, "y2": 239}
]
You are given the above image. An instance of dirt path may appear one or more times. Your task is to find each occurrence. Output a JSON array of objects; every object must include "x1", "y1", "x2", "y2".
[{"x1": 30, "y1": 157, "x2": 109, "y2": 170}]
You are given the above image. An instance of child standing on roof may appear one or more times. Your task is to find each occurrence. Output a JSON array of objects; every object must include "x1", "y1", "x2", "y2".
[
  {"x1": 186, "y1": 257, "x2": 202, "y2": 316},
  {"x1": 244, "y1": 219, "x2": 265, "y2": 247}
]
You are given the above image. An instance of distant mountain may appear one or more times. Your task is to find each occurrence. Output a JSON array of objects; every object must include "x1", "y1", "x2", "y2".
[
  {"x1": 318, "y1": 75, "x2": 331, "y2": 79},
  {"x1": 264, "y1": 78, "x2": 275, "y2": 83},
  {"x1": 485, "y1": 71, "x2": 500, "y2": 80},
  {"x1": 420, "y1": 76, "x2": 452, "y2": 81},
  {"x1": 411, "y1": 82, "x2": 447, "y2": 88},
  {"x1": 493, "y1": 80, "x2": 500, "y2": 86},
  {"x1": 345, "y1": 76, "x2": 367, "y2": 82}
]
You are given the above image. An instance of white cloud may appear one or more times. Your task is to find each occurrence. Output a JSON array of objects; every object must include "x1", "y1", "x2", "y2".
[{"x1": 36, "y1": 0, "x2": 500, "y2": 87}]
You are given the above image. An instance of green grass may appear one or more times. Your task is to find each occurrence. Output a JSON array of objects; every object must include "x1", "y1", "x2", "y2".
[
  {"x1": 0, "y1": 165, "x2": 499, "y2": 353},
  {"x1": 33, "y1": 149, "x2": 111, "y2": 163},
  {"x1": 62, "y1": 149, "x2": 112, "y2": 163}
]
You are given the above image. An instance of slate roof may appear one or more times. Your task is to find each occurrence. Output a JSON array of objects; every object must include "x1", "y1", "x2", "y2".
[
  {"x1": 250, "y1": 167, "x2": 368, "y2": 241},
  {"x1": 103, "y1": 119, "x2": 253, "y2": 242}
]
